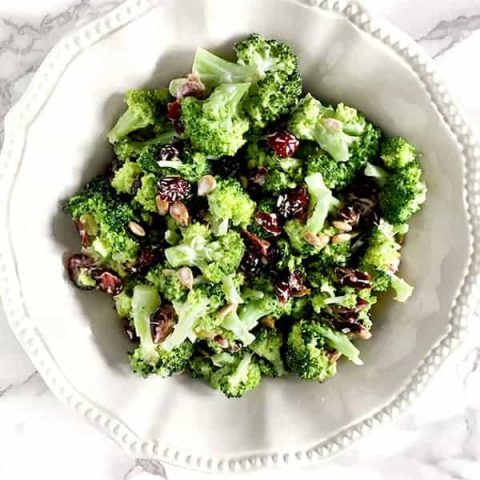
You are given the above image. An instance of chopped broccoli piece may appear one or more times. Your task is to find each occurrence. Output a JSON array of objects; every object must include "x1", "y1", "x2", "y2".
[
  {"x1": 114, "y1": 290, "x2": 133, "y2": 318},
  {"x1": 390, "y1": 275, "x2": 414, "y2": 302},
  {"x1": 165, "y1": 224, "x2": 244, "y2": 283},
  {"x1": 111, "y1": 161, "x2": 141, "y2": 194},
  {"x1": 207, "y1": 178, "x2": 256, "y2": 228},
  {"x1": 181, "y1": 83, "x2": 251, "y2": 157},
  {"x1": 289, "y1": 95, "x2": 380, "y2": 164},
  {"x1": 210, "y1": 352, "x2": 261, "y2": 398},
  {"x1": 380, "y1": 137, "x2": 416, "y2": 170},
  {"x1": 285, "y1": 321, "x2": 338, "y2": 381},
  {"x1": 108, "y1": 89, "x2": 171, "y2": 143},
  {"x1": 364, "y1": 162, "x2": 389, "y2": 186},
  {"x1": 146, "y1": 264, "x2": 189, "y2": 303},
  {"x1": 133, "y1": 173, "x2": 157, "y2": 212},
  {"x1": 128, "y1": 284, "x2": 193, "y2": 377},
  {"x1": 249, "y1": 327, "x2": 285, "y2": 376},
  {"x1": 64, "y1": 176, "x2": 140, "y2": 267},
  {"x1": 380, "y1": 161, "x2": 427, "y2": 224}
]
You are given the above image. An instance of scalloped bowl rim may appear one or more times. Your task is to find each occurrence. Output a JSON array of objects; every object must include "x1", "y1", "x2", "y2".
[{"x1": 0, "y1": 0, "x2": 479, "y2": 473}]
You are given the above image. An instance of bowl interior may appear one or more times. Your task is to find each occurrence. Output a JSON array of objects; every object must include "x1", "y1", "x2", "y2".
[{"x1": 8, "y1": 0, "x2": 470, "y2": 458}]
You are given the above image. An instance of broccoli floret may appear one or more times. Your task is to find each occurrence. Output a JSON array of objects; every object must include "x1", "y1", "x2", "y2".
[
  {"x1": 65, "y1": 176, "x2": 140, "y2": 268},
  {"x1": 190, "y1": 35, "x2": 302, "y2": 129},
  {"x1": 210, "y1": 352, "x2": 261, "y2": 398},
  {"x1": 274, "y1": 238, "x2": 304, "y2": 271},
  {"x1": 283, "y1": 173, "x2": 339, "y2": 255},
  {"x1": 364, "y1": 162, "x2": 389, "y2": 186},
  {"x1": 207, "y1": 179, "x2": 256, "y2": 228},
  {"x1": 188, "y1": 354, "x2": 215, "y2": 379},
  {"x1": 379, "y1": 161, "x2": 427, "y2": 224},
  {"x1": 285, "y1": 321, "x2": 338, "y2": 381},
  {"x1": 137, "y1": 143, "x2": 211, "y2": 182},
  {"x1": 113, "y1": 125, "x2": 176, "y2": 162},
  {"x1": 181, "y1": 83, "x2": 251, "y2": 157},
  {"x1": 108, "y1": 89, "x2": 172, "y2": 143},
  {"x1": 359, "y1": 220, "x2": 400, "y2": 292},
  {"x1": 286, "y1": 319, "x2": 362, "y2": 380},
  {"x1": 146, "y1": 264, "x2": 189, "y2": 303},
  {"x1": 245, "y1": 141, "x2": 303, "y2": 194},
  {"x1": 165, "y1": 224, "x2": 245, "y2": 283},
  {"x1": 380, "y1": 137, "x2": 416, "y2": 170},
  {"x1": 289, "y1": 94, "x2": 380, "y2": 164},
  {"x1": 156, "y1": 151, "x2": 211, "y2": 182},
  {"x1": 111, "y1": 161, "x2": 141, "y2": 194},
  {"x1": 114, "y1": 290, "x2": 133, "y2": 318},
  {"x1": 222, "y1": 290, "x2": 289, "y2": 346},
  {"x1": 128, "y1": 284, "x2": 193, "y2": 377},
  {"x1": 133, "y1": 173, "x2": 157, "y2": 212},
  {"x1": 249, "y1": 328, "x2": 285, "y2": 376}
]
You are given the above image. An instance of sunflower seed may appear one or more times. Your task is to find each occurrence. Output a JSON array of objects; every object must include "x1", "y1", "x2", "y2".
[
  {"x1": 156, "y1": 195, "x2": 169, "y2": 216},
  {"x1": 331, "y1": 233, "x2": 352, "y2": 244},
  {"x1": 177, "y1": 267, "x2": 193, "y2": 290},
  {"x1": 332, "y1": 220, "x2": 353, "y2": 232},
  {"x1": 217, "y1": 303, "x2": 237, "y2": 320},
  {"x1": 303, "y1": 231, "x2": 330, "y2": 249},
  {"x1": 128, "y1": 221, "x2": 146, "y2": 237},
  {"x1": 197, "y1": 175, "x2": 217, "y2": 196},
  {"x1": 169, "y1": 201, "x2": 189, "y2": 226}
]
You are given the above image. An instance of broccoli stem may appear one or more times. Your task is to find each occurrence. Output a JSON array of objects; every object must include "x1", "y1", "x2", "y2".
[
  {"x1": 315, "y1": 324, "x2": 363, "y2": 366},
  {"x1": 193, "y1": 48, "x2": 259, "y2": 86}
]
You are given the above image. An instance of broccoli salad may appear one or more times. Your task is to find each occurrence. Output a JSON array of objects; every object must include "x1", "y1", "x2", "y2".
[{"x1": 64, "y1": 34, "x2": 426, "y2": 398}]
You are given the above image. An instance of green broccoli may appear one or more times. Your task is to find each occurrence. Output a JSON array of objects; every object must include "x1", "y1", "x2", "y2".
[
  {"x1": 222, "y1": 289, "x2": 289, "y2": 346},
  {"x1": 359, "y1": 220, "x2": 413, "y2": 301},
  {"x1": 207, "y1": 178, "x2": 256, "y2": 229},
  {"x1": 284, "y1": 173, "x2": 339, "y2": 254},
  {"x1": 111, "y1": 161, "x2": 141, "y2": 194},
  {"x1": 165, "y1": 224, "x2": 245, "y2": 283},
  {"x1": 245, "y1": 141, "x2": 304, "y2": 194},
  {"x1": 210, "y1": 352, "x2": 262, "y2": 398},
  {"x1": 146, "y1": 264, "x2": 189, "y2": 303},
  {"x1": 249, "y1": 328, "x2": 285, "y2": 376},
  {"x1": 289, "y1": 94, "x2": 380, "y2": 164},
  {"x1": 379, "y1": 161, "x2": 427, "y2": 224},
  {"x1": 190, "y1": 35, "x2": 302, "y2": 129},
  {"x1": 128, "y1": 284, "x2": 193, "y2": 377},
  {"x1": 285, "y1": 321, "x2": 338, "y2": 381},
  {"x1": 380, "y1": 137, "x2": 416, "y2": 170},
  {"x1": 108, "y1": 88, "x2": 172, "y2": 143},
  {"x1": 113, "y1": 125, "x2": 176, "y2": 162},
  {"x1": 181, "y1": 83, "x2": 251, "y2": 157},
  {"x1": 64, "y1": 176, "x2": 140, "y2": 268},
  {"x1": 133, "y1": 173, "x2": 157, "y2": 212}
]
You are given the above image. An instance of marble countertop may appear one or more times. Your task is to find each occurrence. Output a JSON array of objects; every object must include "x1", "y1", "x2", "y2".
[{"x1": 1, "y1": 1, "x2": 480, "y2": 479}]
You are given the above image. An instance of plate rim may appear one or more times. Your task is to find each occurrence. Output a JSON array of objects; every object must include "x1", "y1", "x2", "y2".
[{"x1": 0, "y1": 0, "x2": 479, "y2": 472}]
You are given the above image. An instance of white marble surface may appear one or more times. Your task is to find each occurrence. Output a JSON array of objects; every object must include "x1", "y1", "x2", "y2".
[{"x1": 1, "y1": 1, "x2": 480, "y2": 479}]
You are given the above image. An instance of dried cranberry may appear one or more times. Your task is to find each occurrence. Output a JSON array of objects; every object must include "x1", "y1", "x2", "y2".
[
  {"x1": 267, "y1": 131, "x2": 300, "y2": 158},
  {"x1": 176, "y1": 74, "x2": 205, "y2": 99},
  {"x1": 74, "y1": 220, "x2": 90, "y2": 248},
  {"x1": 213, "y1": 335, "x2": 229, "y2": 349},
  {"x1": 277, "y1": 185, "x2": 309, "y2": 220},
  {"x1": 158, "y1": 144, "x2": 180, "y2": 161},
  {"x1": 240, "y1": 250, "x2": 261, "y2": 275},
  {"x1": 132, "y1": 246, "x2": 162, "y2": 272},
  {"x1": 66, "y1": 253, "x2": 98, "y2": 290},
  {"x1": 250, "y1": 167, "x2": 268, "y2": 186},
  {"x1": 331, "y1": 319, "x2": 364, "y2": 334},
  {"x1": 173, "y1": 120, "x2": 184, "y2": 134},
  {"x1": 274, "y1": 278, "x2": 291, "y2": 304},
  {"x1": 150, "y1": 305, "x2": 176, "y2": 344},
  {"x1": 157, "y1": 176, "x2": 192, "y2": 202},
  {"x1": 336, "y1": 205, "x2": 361, "y2": 227},
  {"x1": 335, "y1": 267, "x2": 372, "y2": 290},
  {"x1": 96, "y1": 271, "x2": 123, "y2": 295},
  {"x1": 241, "y1": 230, "x2": 271, "y2": 256},
  {"x1": 288, "y1": 270, "x2": 310, "y2": 298},
  {"x1": 167, "y1": 101, "x2": 181, "y2": 121},
  {"x1": 255, "y1": 212, "x2": 282, "y2": 236}
]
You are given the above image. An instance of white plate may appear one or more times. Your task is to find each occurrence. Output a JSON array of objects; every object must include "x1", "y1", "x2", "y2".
[{"x1": 0, "y1": 0, "x2": 479, "y2": 473}]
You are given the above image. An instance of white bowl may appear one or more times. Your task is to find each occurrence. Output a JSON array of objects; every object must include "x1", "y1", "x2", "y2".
[{"x1": 1, "y1": 0, "x2": 479, "y2": 473}]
